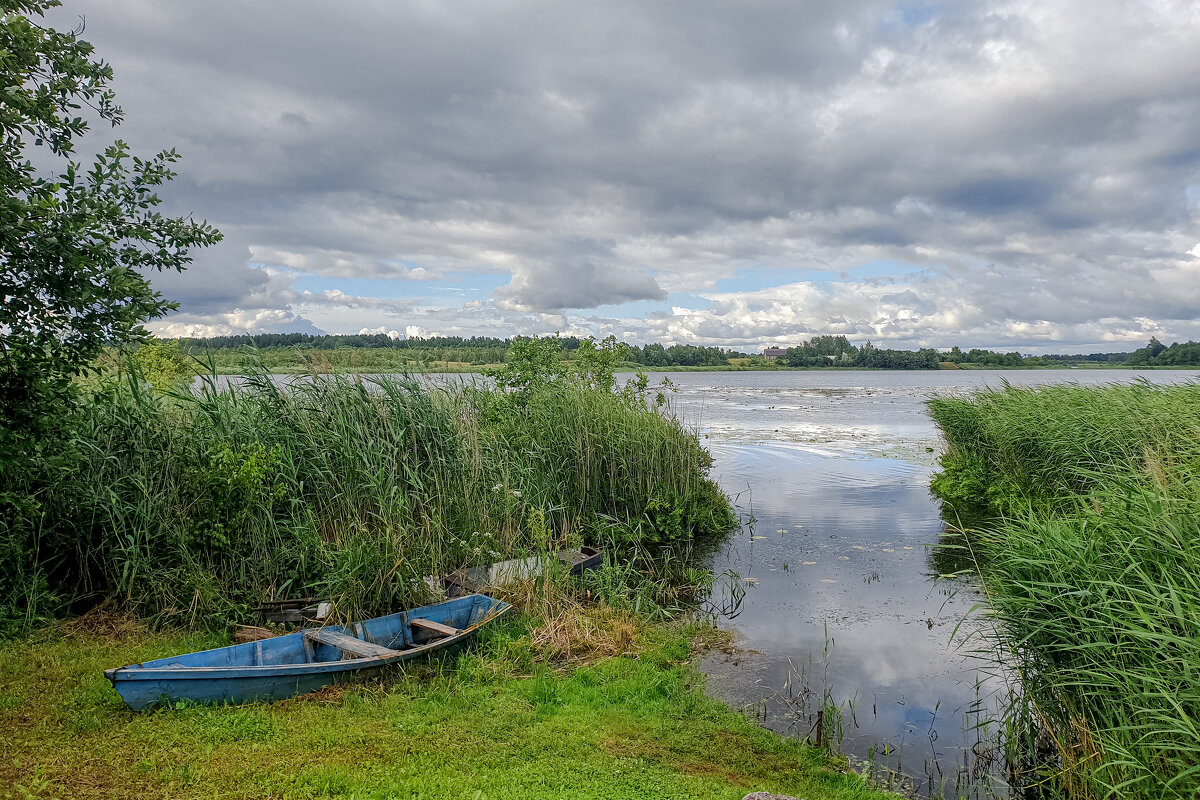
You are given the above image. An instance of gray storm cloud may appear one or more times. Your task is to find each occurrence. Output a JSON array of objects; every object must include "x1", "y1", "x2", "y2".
[{"x1": 54, "y1": 0, "x2": 1200, "y2": 348}]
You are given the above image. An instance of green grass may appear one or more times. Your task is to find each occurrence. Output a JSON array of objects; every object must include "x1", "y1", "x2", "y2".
[
  {"x1": 0, "y1": 618, "x2": 897, "y2": 800},
  {"x1": 929, "y1": 381, "x2": 1200, "y2": 798}
]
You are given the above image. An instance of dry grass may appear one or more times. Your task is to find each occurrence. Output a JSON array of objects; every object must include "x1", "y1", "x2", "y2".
[
  {"x1": 52, "y1": 601, "x2": 146, "y2": 641},
  {"x1": 531, "y1": 601, "x2": 641, "y2": 664},
  {"x1": 230, "y1": 624, "x2": 278, "y2": 643}
]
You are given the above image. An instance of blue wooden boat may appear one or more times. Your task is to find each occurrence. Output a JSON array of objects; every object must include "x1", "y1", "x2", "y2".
[{"x1": 105, "y1": 593, "x2": 510, "y2": 710}]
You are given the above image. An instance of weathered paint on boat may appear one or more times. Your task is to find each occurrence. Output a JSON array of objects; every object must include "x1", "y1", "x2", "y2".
[{"x1": 105, "y1": 594, "x2": 510, "y2": 710}]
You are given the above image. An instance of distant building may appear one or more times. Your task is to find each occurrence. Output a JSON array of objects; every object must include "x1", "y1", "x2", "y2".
[{"x1": 762, "y1": 347, "x2": 788, "y2": 360}]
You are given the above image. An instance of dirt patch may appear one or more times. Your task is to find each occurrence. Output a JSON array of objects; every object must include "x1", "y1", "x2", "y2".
[
  {"x1": 601, "y1": 732, "x2": 755, "y2": 786},
  {"x1": 600, "y1": 735, "x2": 671, "y2": 761},
  {"x1": 673, "y1": 757, "x2": 750, "y2": 785}
]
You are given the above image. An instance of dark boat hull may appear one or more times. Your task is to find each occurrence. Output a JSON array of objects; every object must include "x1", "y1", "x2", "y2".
[
  {"x1": 565, "y1": 545, "x2": 602, "y2": 576},
  {"x1": 105, "y1": 594, "x2": 509, "y2": 710},
  {"x1": 444, "y1": 547, "x2": 604, "y2": 596}
]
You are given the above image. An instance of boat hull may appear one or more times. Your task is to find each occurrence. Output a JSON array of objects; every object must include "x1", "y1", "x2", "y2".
[
  {"x1": 566, "y1": 545, "x2": 602, "y2": 576},
  {"x1": 106, "y1": 594, "x2": 508, "y2": 710}
]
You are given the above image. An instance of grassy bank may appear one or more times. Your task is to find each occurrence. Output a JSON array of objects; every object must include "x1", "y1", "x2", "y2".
[
  {"x1": 0, "y1": 606, "x2": 896, "y2": 800},
  {"x1": 928, "y1": 381, "x2": 1200, "y2": 798},
  {"x1": 0, "y1": 360, "x2": 734, "y2": 633}
]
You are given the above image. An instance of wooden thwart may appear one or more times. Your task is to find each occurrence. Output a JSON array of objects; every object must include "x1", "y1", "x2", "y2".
[
  {"x1": 303, "y1": 628, "x2": 398, "y2": 659},
  {"x1": 410, "y1": 618, "x2": 460, "y2": 638}
]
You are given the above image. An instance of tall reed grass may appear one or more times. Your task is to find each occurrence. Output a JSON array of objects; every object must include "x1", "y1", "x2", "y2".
[
  {"x1": 0, "y1": 362, "x2": 734, "y2": 633},
  {"x1": 929, "y1": 381, "x2": 1200, "y2": 799}
]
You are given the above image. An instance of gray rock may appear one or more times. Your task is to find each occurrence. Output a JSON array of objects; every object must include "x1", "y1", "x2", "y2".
[{"x1": 742, "y1": 794, "x2": 805, "y2": 800}]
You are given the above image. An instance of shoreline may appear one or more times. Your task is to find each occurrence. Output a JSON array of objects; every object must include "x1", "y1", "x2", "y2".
[{"x1": 203, "y1": 363, "x2": 1199, "y2": 376}]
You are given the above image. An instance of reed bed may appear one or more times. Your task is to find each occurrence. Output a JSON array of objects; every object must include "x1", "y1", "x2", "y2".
[
  {"x1": 928, "y1": 381, "x2": 1200, "y2": 798},
  {"x1": 0, "y1": 365, "x2": 734, "y2": 633}
]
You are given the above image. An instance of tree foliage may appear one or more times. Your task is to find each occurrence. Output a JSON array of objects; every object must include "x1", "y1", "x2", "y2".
[
  {"x1": 488, "y1": 335, "x2": 564, "y2": 400},
  {"x1": 1127, "y1": 337, "x2": 1200, "y2": 367},
  {"x1": 489, "y1": 334, "x2": 636, "y2": 402},
  {"x1": 781, "y1": 335, "x2": 858, "y2": 367},
  {"x1": 0, "y1": 0, "x2": 220, "y2": 446},
  {"x1": 127, "y1": 338, "x2": 196, "y2": 389}
]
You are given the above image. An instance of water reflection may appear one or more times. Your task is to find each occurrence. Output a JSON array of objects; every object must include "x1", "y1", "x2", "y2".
[
  {"x1": 694, "y1": 442, "x2": 1004, "y2": 798},
  {"x1": 644, "y1": 371, "x2": 1200, "y2": 799}
]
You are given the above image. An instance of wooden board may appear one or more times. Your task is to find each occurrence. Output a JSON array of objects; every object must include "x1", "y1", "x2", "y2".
[
  {"x1": 410, "y1": 618, "x2": 459, "y2": 638},
  {"x1": 303, "y1": 629, "x2": 398, "y2": 659}
]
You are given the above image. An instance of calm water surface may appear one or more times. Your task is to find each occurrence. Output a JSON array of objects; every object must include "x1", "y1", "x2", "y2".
[{"x1": 641, "y1": 369, "x2": 1198, "y2": 799}]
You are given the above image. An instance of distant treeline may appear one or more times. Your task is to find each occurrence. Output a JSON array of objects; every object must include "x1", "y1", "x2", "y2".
[
  {"x1": 181, "y1": 333, "x2": 512, "y2": 367},
  {"x1": 628, "y1": 343, "x2": 746, "y2": 366},
  {"x1": 778, "y1": 337, "x2": 1056, "y2": 369},
  {"x1": 178, "y1": 334, "x2": 748, "y2": 369},
  {"x1": 779, "y1": 336, "x2": 941, "y2": 369},
  {"x1": 782, "y1": 336, "x2": 1200, "y2": 369},
  {"x1": 183, "y1": 333, "x2": 511, "y2": 350},
  {"x1": 169, "y1": 333, "x2": 1200, "y2": 370},
  {"x1": 1041, "y1": 352, "x2": 1133, "y2": 363}
]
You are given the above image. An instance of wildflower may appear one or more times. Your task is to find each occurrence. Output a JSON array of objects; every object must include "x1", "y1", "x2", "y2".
[
  {"x1": 492, "y1": 483, "x2": 503, "y2": 492},
  {"x1": 511, "y1": 490, "x2": 522, "y2": 498}
]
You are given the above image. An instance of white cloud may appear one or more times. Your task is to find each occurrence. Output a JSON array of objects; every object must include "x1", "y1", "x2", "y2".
[
  {"x1": 147, "y1": 308, "x2": 322, "y2": 338},
  {"x1": 358, "y1": 327, "x2": 404, "y2": 339}
]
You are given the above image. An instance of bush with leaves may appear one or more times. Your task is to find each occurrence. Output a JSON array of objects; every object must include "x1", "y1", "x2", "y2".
[{"x1": 0, "y1": 0, "x2": 220, "y2": 456}]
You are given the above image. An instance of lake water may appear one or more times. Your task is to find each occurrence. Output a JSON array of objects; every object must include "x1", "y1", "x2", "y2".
[{"x1": 641, "y1": 369, "x2": 1199, "y2": 799}]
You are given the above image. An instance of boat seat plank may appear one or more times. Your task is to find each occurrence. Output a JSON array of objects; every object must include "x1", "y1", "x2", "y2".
[
  {"x1": 411, "y1": 618, "x2": 460, "y2": 638},
  {"x1": 303, "y1": 629, "x2": 398, "y2": 659}
]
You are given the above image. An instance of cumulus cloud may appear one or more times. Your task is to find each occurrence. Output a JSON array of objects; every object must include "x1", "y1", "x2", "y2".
[
  {"x1": 60, "y1": 0, "x2": 1200, "y2": 349},
  {"x1": 358, "y1": 327, "x2": 403, "y2": 339},
  {"x1": 149, "y1": 309, "x2": 323, "y2": 338}
]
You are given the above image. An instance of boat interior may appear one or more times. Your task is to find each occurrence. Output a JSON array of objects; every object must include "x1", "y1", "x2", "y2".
[{"x1": 125, "y1": 594, "x2": 506, "y2": 670}]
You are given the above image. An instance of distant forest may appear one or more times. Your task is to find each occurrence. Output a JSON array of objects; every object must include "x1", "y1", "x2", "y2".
[
  {"x1": 771, "y1": 336, "x2": 1137, "y2": 369},
  {"x1": 177, "y1": 333, "x2": 745, "y2": 369},
  {"x1": 169, "y1": 332, "x2": 1200, "y2": 370}
]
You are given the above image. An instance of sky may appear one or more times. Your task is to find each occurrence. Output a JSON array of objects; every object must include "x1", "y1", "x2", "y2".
[{"x1": 51, "y1": 0, "x2": 1200, "y2": 352}]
